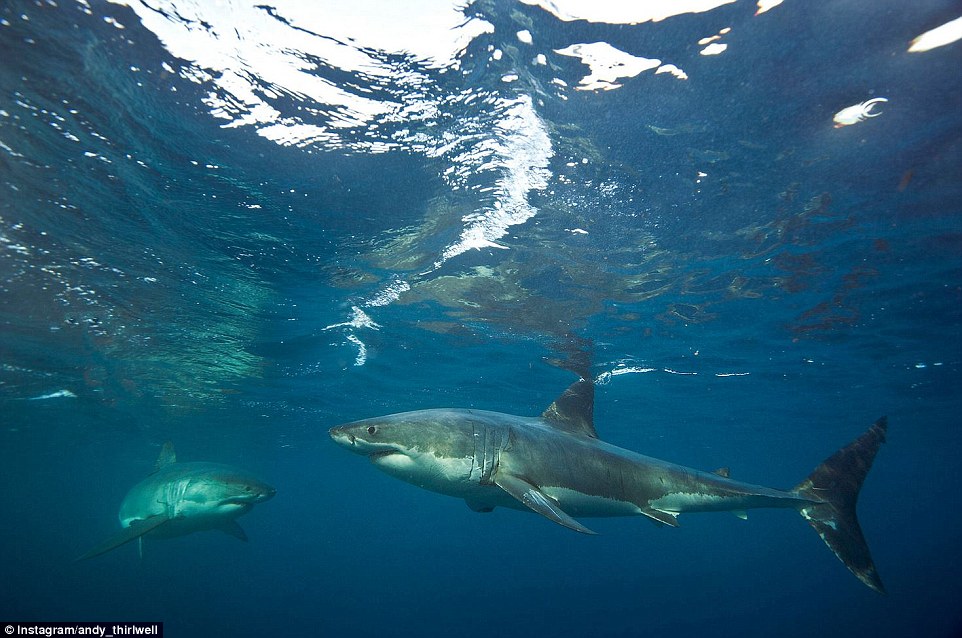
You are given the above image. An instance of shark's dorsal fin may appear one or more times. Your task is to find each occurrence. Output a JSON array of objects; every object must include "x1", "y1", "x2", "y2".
[
  {"x1": 155, "y1": 441, "x2": 177, "y2": 471},
  {"x1": 712, "y1": 467, "x2": 730, "y2": 478},
  {"x1": 541, "y1": 379, "x2": 597, "y2": 439}
]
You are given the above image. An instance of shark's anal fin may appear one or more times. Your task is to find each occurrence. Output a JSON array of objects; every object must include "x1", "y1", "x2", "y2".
[
  {"x1": 219, "y1": 520, "x2": 249, "y2": 541},
  {"x1": 75, "y1": 515, "x2": 169, "y2": 562},
  {"x1": 494, "y1": 473, "x2": 596, "y2": 534}
]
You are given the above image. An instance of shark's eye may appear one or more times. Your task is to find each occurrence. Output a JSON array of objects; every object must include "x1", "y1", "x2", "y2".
[{"x1": 367, "y1": 425, "x2": 377, "y2": 435}]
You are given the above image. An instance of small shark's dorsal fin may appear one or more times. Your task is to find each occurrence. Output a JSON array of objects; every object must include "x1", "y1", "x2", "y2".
[
  {"x1": 541, "y1": 379, "x2": 597, "y2": 439},
  {"x1": 155, "y1": 442, "x2": 177, "y2": 471},
  {"x1": 712, "y1": 467, "x2": 730, "y2": 478}
]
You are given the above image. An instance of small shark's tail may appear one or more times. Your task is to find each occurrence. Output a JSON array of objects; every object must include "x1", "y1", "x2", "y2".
[{"x1": 793, "y1": 417, "x2": 887, "y2": 594}]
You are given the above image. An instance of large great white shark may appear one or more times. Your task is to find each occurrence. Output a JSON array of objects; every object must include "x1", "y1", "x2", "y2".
[
  {"x1": 330, "y1": 379, "x2": 887, "y2": 592},
  {"x1": 77, "y1": 443, "x2": 275, "y2": 561}
]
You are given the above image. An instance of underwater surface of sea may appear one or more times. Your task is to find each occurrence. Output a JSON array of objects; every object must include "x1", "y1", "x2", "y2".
[{"x1": 2, "y1": 0, "x2": 961, "y2": 636}]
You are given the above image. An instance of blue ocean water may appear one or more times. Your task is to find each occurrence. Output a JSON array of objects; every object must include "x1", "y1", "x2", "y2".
[{"x1": 1, "y1": 0, "x2": 961, "y2": 636}]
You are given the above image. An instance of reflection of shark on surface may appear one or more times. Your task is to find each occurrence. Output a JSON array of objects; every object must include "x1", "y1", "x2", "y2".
[
  {"x1": 330, "y1": 379, "x2": 888, "y2": 593},
  {"x1": 77, "y1": 443, "x2": 276, "y2": 561}
]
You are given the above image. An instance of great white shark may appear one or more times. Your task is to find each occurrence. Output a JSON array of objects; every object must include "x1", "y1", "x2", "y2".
[
  {"x1": 330, "y1": 379, "x2": 887, "y2": 593},
  {"x1": 77, "y1": 443, "x2": 276, "y2": 561}
]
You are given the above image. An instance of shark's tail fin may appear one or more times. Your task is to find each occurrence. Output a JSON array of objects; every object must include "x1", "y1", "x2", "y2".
[{"x1": 793, "y1": 417, "x2": 887, "y2": 594}]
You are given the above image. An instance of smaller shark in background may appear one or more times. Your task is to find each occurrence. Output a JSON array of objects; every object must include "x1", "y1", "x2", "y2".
[
  {"x1": 76, "y1": 443, "x2": 275, "y2": 561},
  {"x1": 330, "y1": 379, "x2": 888, "y2": 592}
]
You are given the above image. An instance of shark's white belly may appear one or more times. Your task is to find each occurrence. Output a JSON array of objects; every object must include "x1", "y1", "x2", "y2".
[
  {"x1": 543, "y1": 486, "x2": 643, "y2": 517},
  {"x1": 373, "y1": 452, "x2": 651, "y2": 517},
  {"x1": 119, "y1": 483, "x2": 170, "y2": 526},
  {"x1": 118, "y1": 473, "x2": 249, "y2": 530},
  {"x1": 372, "y1": 451, "x2": 478, "y2": 495},
  {"x1": 649, "y1": 491, "x2": 738, "y2": 513}
]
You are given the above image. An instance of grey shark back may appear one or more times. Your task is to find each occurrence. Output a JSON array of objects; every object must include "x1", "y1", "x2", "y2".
[
  {"x1": 76, "y1": 443, "x2": 275, "y2": 561},
  {"x1": 330, "y1": 378, "x2": 888, "y2": 593}
]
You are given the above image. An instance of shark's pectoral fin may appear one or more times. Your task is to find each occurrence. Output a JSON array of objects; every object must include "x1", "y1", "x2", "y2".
[
  {"x1": 641, "y1": 507, "x2": 680, "y2": 527},
  {"x1": 494, "y1": 473, "x2": 596, "y2": 535},
  {"x1": 75, "y1": 515, "x2": 170, "y2": 562},
  {"x1": 219, "y1": 520, "x2": 249, "y2": 541}
]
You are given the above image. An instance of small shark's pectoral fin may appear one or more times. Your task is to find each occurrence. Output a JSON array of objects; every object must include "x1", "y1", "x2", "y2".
[
  {"x1": 641, "y1": 507, "x2": 680, "y2": 527},
  {"x1": 732, "y1": 510, "x2": 748, "y2": 520},
  {"x1": 465, "y1": 499, "x2": 495, "y2": 513},
  {"x1": 495, "y1": 473, "x2": 596, "y2": 535},
  {"x1": 219, "y1": 520, "x2": 249, "y2": 541},
  {"x1": 75, "y1": 515, "x2": 170, "y2": 562}
]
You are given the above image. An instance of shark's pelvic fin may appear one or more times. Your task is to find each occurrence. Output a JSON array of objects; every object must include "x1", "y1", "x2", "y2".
[
  {"x1": 465, "y1": 499, "x2": 495, "y2": 513},
  {"x1": 540, "y1": 379, "x2": 598, "y2": 439},
  {"x1": 75, "y1": 515, "x2": 169, "y2": 562},
  {"x1": 155, "y1": 441, "x2": 177, "y2": 471},
  {"x1": 219, "y1": 520, "x2": 249, "y2": 541},
  {"x1": 794, "y1": 417, "x2": 887, "y2": 594},
  {"x1": 494, "y1": 473, "x2": 597, "y2": 534}
]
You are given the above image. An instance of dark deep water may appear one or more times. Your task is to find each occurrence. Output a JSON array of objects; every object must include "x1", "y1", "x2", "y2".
[{"x1": 2, "y1": 0, "x2": 961, "y2": 636}]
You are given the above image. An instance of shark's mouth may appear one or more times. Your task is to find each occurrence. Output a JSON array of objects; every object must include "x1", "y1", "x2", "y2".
[
  {"x1": 368, "y1": 449, "x2": 400, "y2": 462},
  {"x1": 222, "y1": 498, "x2": 255, "y2": 508}
]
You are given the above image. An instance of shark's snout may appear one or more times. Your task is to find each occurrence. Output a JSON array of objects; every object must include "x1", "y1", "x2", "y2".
[
  {"x1": 226, "y1": 479, "x2": 276, "y2": 504},
  {"x1": 330, "y1": 423, "x2": 403, "y2": 460},
  {"x1": 329, "y1": 427, "x2": 356, "y2": 446}
]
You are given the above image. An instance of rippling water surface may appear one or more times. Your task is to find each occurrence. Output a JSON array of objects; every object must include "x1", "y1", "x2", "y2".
[{"x1": 2, "y1": 1, "x2": 961, "y2": 636}]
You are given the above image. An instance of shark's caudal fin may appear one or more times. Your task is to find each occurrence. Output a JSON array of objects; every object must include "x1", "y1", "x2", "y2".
[{"x1": 794, "y1": 417, "x2": 887, "y2": 594}]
